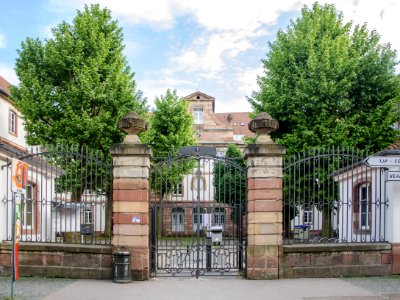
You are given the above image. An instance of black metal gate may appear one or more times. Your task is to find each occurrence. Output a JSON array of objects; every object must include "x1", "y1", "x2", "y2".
[
  {"x1": 283, "y1": 147, "x2": 388, "y2": 244},
  {"x1": 150, "y1": 146, "x2": 247, "y2": 277},
  {"x1": 1, "y1": 144, "x2": 112, "y2": 245}
]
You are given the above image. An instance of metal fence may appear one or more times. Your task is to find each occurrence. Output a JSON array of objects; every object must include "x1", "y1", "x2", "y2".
[
  {"x1": 1, "y1": 144, "x2": 112, "y2": 245},
  {"x1": 283, "y1": 147, "x2": 388, "y2": 244}
]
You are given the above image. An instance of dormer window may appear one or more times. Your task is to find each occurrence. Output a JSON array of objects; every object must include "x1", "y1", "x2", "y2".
[{"x1": 194, "y1": 107, "x2": 203, "y2": 124}]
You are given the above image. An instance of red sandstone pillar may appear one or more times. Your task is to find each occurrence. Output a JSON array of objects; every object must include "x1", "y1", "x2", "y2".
[
  {"x1": 110, "y1": 112, "x2": 152, "y2": 280},
  {"x1": 244, "y1": 112, "x2": 285, "y2": 279}
]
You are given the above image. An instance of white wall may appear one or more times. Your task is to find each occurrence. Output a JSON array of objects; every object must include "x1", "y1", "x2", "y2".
[
  {"x1": 337, "y1": 167, "x2": 386, "y2": 242},
  {"x1": 386, "y1": 178, "x2": 400, "y2": 243},
  {"x1": 0, "y1": 97, "x2": 28, "y2": 147}
]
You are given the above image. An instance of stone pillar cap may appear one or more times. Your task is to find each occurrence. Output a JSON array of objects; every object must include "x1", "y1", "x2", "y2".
[
  {"x1": 248, "y1": 112, "x2": 279, "y2": 144},
  {"x1": 119, "y1": 111, "x2": 147, "y2": 144}
]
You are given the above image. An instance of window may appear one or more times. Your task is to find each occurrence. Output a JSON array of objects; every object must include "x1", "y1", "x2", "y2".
[
  {"x1": 84, "y1": 206, "x2": 93, "y2": 224},
  {"x1": 194, "y1": 107, "x2": 203, "y2": 124},
  {"x1": 214, "y1": 207, "x2": 225, "y2": 227},
  {"x1": 9, "y1": 109, "x2": 17, "y2": 135},
  {"x1": 193, "y1": 207, "x2": 204, "y2": 231},
  {"x1": 240, "y1": 122, "x2": 245, "y2": 126},
  {"x1": 22, "y1": 184, "x2": 34, "y2": 229},
  {"x1": 359, "y1": 184, "x2": 370, "y2": 229},
  {"x1": 172, "y1": 182, "x2": 183, "y2": 195},
  {"x1": 303, "y1": 209, "x2": 313, "y2": 224},
  {"x1": 233, "y1": 134, "x2": 245, "y2": 141},
  {"x1": 353, "y1": 182, "x2": 371, "y2": 230},
  {"x1": 172, "y1": 207, "x2": 184, "y2": 232}
]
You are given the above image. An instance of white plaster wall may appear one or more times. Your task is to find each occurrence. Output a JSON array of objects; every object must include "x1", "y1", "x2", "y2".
[
  {"x1": 0, "y1": 98, "x2": 28, "y2": 147},
  {"x1": 0, "y1": 157, "x2": 8, "y2": 241},
  {"x1": 386, "y1": 179, "x2": 400, "y2": 243},
  {"x1": 338, "y1": 168, "x2": 386, "y2": 242}
]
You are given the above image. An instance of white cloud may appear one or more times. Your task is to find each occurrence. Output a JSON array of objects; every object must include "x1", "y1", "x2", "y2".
[
  {"x1": 236, "y1": 67, "x2": 264, "y2": 95},
  {"x1": 137, "y1": 75, "x2": 197, "y2": 109},
  {"x1": 46, "y1": 0, "x2": 400, "y2": 112},
  {"x1": 48, "y1": 0, "x2": 181, "y2": 29},
  {"x1": 181, "y1": 0, "x2": 300, "y2": 31},
  {"x1": 0, "y1": 64, "x2": 18, "y2": 85},
  {"x1": 0, "y1": 34, "x2": 6, "y2": 48}
]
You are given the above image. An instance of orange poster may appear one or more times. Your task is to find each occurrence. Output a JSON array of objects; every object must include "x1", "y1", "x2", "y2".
[{"x1": 11, "y1": 159, "x2": 27, "y2": 194}]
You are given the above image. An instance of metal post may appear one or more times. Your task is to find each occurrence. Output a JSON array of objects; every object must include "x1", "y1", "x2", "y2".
[
  {"x1": 238, "y1": 204, "x2": 243, "y2": 271},
  {"x1": 206, "y1": 242, "x2": 211, "y2": 271},
  {"x1": 151, "y1": 207, "x2": 157, "y2": 274},
  {"x1": 10, "y1": 192, "x2": 15, "y2": 298},
  {"x1": 196, "y1": 158, "x2": 201, "y2": 278}
]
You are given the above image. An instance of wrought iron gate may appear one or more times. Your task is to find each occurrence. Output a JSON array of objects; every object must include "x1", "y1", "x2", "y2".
[
  {"x1": 283, "y1": 147, "x2": 388, "y2": 244},
  {"x1": 150, "y1": 146, "x2": 247, "y2": 277},
  {"x1": 1, "y1": 144, "x2": 112, "y2": 244}
]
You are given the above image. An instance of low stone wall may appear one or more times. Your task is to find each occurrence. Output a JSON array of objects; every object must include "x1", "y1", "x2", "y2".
[
  {"x1": 0, "y1": 243, "x2": 112, "y2": 279},
  {"x1": 281, "y1": 243, "x2": 392, "y2": 278}
]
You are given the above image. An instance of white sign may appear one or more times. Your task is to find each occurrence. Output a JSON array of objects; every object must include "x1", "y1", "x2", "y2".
[
  {"x1": 365, "y1": 156, "x2": 400, "y2": 167},
  {"x1": 132, "y1": 216, "x2": 141, "y2": 223},
  {"x1": 387, "y1": 171, "x2": 400, "y2": 181}
]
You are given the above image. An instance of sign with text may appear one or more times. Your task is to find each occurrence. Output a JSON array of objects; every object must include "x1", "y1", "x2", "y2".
[
  {"x1": 387, "y1": 171, "x2": 400, "y2": 181},
  {"x1": 11, "y1": 159, "x2": 27, "y2": 194},
  {"x1": 365, "y1": 156, "x2": 400, "y2": 167}
]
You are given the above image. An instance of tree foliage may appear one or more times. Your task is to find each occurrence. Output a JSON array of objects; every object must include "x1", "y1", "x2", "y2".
[
  {"x1": 214, "y1": 144, "x2": 246, "y2": 206},
  {"x1": 11, "y1": 4, "x2": 147, "y2": 154},
  {"x1": 142, "y1": 89, "x2": 197, "y2": 198},
  {"x1": 250, "y1": 2, "x2": 400, "y2": 154},
  {"x1": 142, "y1": 89, "x2": 196, "y2": 158}
]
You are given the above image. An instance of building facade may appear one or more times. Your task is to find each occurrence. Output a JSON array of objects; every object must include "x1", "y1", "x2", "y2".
[
  {"x1": 155, "y1": 91, "x2": 252, "y2": 236},
  {"x1": 185, "y1": 91, "x2": 254, "y2": 152}
]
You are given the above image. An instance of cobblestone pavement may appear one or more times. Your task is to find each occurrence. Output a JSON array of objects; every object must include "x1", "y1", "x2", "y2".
[{"x1": 0, "y1": 276, "x2": 399, "y2": 300}]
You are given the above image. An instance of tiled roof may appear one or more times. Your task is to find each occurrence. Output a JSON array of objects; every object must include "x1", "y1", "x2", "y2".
[
  {"x1": 0, "y1": 75, "x2": 11, "y2": 96},
  {"x1": 213, "y1": 112, "x2": 254, "y2": 136},
  {"x1": 381, "y1": 140, "x2": 400, "y2": 151}
]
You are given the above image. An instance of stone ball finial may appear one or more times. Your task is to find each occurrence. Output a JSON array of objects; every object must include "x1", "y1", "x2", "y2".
[
  {"x1": 118, "y1": 111, "x2": 147, "y2": 144},
  {"x1": 248, "y1": 112, "x2": 279, "y2": 144}
]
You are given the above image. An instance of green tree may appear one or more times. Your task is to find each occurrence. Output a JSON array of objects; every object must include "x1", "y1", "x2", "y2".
[
  {"x1": 250, "y1": 2, "x2": 400, "y2": 154},
  {"x1": 213, "y1": 144, "x2": 246, "y2": 236},
  {"x1": 142, "y1": 89, "x2": 196, "y2": 158},
  {"x1": 214, "y1": 144, "x2": 246, "y2": 205},
  {"x1": 11, "y1": 4, "x2": 147, "y2": 154},
  {"x1": 10, "y1": 5, "x2": 147, "y2": 240},
  {"x1": 250, "y1": 3, "x2": 400, "y2": 238},
  {"x1": 142, "y1": 89, "x2": 197, "y2": 197}
]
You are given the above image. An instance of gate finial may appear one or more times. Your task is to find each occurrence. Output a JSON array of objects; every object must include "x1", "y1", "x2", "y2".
[
  {"x1": 248, "y1": 112, "x2": 279, "y2": 144},
  {"x1": 119, "y1": 111, "x2": 147, "y2": 144}
]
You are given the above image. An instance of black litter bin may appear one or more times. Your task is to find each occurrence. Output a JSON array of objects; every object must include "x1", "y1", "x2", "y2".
[{"x1": 113, "y1": 251, "x2": 132, "y2": 283}]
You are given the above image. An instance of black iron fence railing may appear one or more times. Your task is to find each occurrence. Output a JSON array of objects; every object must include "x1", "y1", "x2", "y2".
[
  {"x1": 283, "y1": 147, "x2": 388, "y2": 244},
  {"x1": 1, "y1": 144, "x2": 112, "y2": 245}
]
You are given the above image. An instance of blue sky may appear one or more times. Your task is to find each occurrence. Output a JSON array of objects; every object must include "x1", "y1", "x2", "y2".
[{"x1": 1, "y1": 0, "x2": 399, "y2": 112}]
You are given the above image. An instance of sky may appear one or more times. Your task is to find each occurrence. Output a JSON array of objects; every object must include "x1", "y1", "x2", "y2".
[{"x1": 0, "y1": 0, "x2": 399, "y2": 113}]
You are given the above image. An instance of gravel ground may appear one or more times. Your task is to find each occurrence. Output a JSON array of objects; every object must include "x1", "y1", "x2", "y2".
[{"x1": 0, "y1": 277, "x2": 76, "y2": 300}]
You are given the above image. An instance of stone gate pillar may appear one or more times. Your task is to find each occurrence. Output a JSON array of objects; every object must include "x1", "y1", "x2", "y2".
[
  {"x1": 244, "y1": 112, "x2": 285, "y2": 279},
  {"x1": 110, "y1": 112, "x2": 152, "y2": 280}
]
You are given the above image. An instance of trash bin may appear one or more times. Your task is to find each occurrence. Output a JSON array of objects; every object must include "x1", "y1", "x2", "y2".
[{"x1": 113, "y1": 251, "x2": 132, "y2": 283}]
